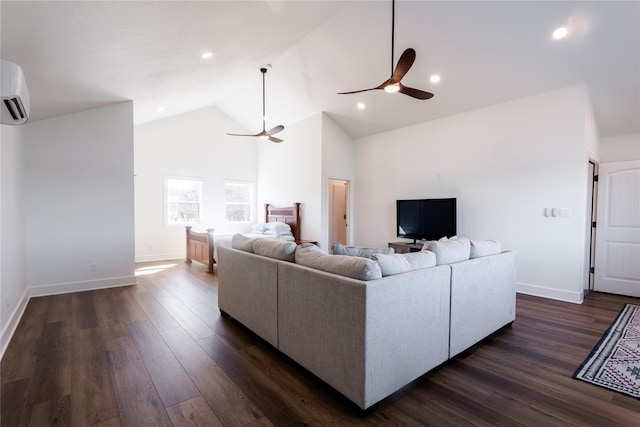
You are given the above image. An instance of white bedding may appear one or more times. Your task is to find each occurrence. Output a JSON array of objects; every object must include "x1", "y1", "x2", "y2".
[{"x1": 212, "y1": 222, "x2": 295, "y2": 262}]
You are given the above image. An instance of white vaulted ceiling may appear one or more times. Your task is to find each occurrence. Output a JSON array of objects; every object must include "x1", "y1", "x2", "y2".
[{"x1": 1, "y1": 1, "x2": 638, "y2": 139}]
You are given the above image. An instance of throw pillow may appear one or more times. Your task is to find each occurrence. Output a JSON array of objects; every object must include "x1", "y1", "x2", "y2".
[
  {"x1": 252, "y1": 239, "x2": 297, "y2": 262},
  {"x1": 428, "y1": 237, "x2": 471, "y2": 265},
  {"x1": 330, "y1": 242, "x2": 395, "y2": 258},
  {"x1": 372, "y1": 251, "x2": 436, "y2": 276},
  {"x1": 295, "y1": 245, "x2": 382, "y2": 281},
  {"x1": 470, "y1": 239, "x2": 502, "y2": 258},
  {"x1": 421, "y1": 235, "x2": 453, "y2": 251},
  {"x1": 231, "y1": 234, "x2": 256, "y2": 253}
]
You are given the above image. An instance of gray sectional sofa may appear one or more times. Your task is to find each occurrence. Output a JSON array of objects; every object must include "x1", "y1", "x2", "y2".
[{"x1": 217, "y1": 237, "x2": 516, "y2": 411}]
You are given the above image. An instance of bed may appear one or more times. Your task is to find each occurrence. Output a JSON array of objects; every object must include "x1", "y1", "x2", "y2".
[{"x1": 185, "y1": 202, "x2": 301, "y2": 273}]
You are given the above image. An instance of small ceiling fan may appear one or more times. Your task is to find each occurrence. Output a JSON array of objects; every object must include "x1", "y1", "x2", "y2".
[
  {"x1": 337, "y1": 0, "x2": 434, "y2": 100},
  {"x1": 227, "y1": 67, "x2": 284, "y2": 143}
]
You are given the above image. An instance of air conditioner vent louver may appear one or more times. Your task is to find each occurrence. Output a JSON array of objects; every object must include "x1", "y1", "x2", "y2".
[{"x1": 3, "y1": 97, "x2": 27, "y2": 123}]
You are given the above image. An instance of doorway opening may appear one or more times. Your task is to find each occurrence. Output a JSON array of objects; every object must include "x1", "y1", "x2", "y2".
[{"x1": 328, "y1": 179, "x2": 349, "y2": 246}]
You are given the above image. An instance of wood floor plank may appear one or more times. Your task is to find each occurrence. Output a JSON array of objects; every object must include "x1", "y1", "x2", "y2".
[
  {"x1": 71, "y1": 327, "x2": 119, "y2": 426},
  {"x1": 161, "y1": 326, "x2": 270, "y2": 427},
  {"x1": 1, "y1": 300, "x2": 48, "y2": 383},
  {"x1": 110, "y1": 286, "x2": 148, "y2": 324},
  {"x1": 197, "y1": 333, "x2": 345, "y2": 426},
  {"x1": 90, "y1": 416, "x2": 122, "y2": 427},
  {"x1": 165, "y1": 396, "x2": 223, "y2": 427},
  {"x1": 104, "y1": 335, "x2": 172, "y2": 427},
  {"x1": 141, "y1": 284, "x2": 215, "y2": 340},
  {"x1": 21, "y1": 322, "x2": 72, "y2": 426},
  {"x1": 44, "y1": 294, "x2": 71, "y2": 325},
  {"x1": 92, "y1": 288, "x2": 131, "y2": 339},
  {"x1": 27, "y1": 395, "x2": 70, "y2": 427},
  {"x1": 129, "y1": 285, "x2": 180, "y2": 332},
  {"x1": 0, "y1": 377, "x2": 30, "y2": 426},
  {"x1": 71, "y1": 291, "x2": 99, "y2": 331},
  {"x1": 127, "y1": 320, "x2": 200, "y2": 407}
]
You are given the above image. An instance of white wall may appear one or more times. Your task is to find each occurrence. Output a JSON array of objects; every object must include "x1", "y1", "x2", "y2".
[
  {"x1": 600, "y1": 133, "x2": 640, "y2": 162},
  {"x1": 0, "y1": 124, "x2": 29, "y2": 356},
  {"x1": 134, "y1": 106, "x2": 257, "y2": 262},
  {"x1": 354, "y1": 85, "x2": 594, "y2": 303},
  {"x1": 257, "y1": 113, "x2": 322, "y2": 245},
  {"x1": 321, "y1": 113, "x2": 355, "y2": 248},
  {"x1": 25, "y1": 102, "x2": 135, "y2": 295}
]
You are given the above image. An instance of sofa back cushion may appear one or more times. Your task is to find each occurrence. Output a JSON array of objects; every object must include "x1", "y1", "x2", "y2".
[
  {"x1": 231, "y1": 233, "x2": 257, "y2": 253},
  {"x1": 470, "y1": 239, "x2": 502, "y2": 258},
  {"x1": 296, "y1": 245, "x2": 382, "y2": 280},
  {"x1": 426, "y1": 237, "x2": 471, "y2": 265},
  {"x1": 252, "y1": 238, "x2": 297, "y2": 262},
  {"x1": 330, "y1": 243, "x2": 395, "y2": 258},
  {"x1": 371, "y1": 251, "x2": 436, "y2": 276}
]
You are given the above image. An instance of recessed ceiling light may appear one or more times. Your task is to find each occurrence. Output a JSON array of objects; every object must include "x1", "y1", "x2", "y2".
[
  {"x1": 552, "y1": 27, "x2": 568, "y2": 40},
  {"x1": 357, "y1": 102, "x2": 365, "y2": 110},
  {"x1": 430, "y1": 74, "x2": 441, "y2": 83},
  {"x1": 156, "y1": 107, "x2": 165, "y2": 113},
  {"x1": 201, "y1": 51, "x2": 214, "y2": 59}
]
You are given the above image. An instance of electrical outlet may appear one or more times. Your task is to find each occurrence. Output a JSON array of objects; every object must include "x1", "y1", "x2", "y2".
[
  {"x1": 90, "y1": 263, "x2": 97, "y2": 272},
  {"x1": 5, "y1": 294, "x2": 9, "y2": 309}
]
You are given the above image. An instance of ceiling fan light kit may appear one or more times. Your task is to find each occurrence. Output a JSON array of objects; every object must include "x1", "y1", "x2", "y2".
[
  {"x1": 338, "y1": 0, "x2": 434, "y2": 100},
  {"x1": 227, "y1": 67, "x2": 284, "y2": 143}
]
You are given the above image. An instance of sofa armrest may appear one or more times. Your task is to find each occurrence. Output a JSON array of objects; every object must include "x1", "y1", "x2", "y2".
[{"x1": 217, "y1": 246, "x2": 280, "y2": 347}]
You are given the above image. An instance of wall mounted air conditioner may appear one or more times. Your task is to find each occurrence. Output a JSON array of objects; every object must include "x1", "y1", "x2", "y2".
[{"x1": 1, "y1": 59, "x2": 30, "y2": 125}]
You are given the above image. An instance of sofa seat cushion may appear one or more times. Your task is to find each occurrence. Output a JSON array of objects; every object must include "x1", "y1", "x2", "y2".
[
  {"x1": 295, "y1": 245, "x2": 382, "y2": 280},
  {"x1": 426, "y1": 237, "x2": 471, "y2": 265},
  {"x1": 253, "y1": 239, "x2": 297, "y2": 262},
  {"x1": 231, "y1": 233, "x2": 257, "y2": 253},
  {"x1": 470, "y1": 239, "x2": 502, "y2": 258},
  {"x1": 371, "y1": 251, "x2": 437, "y2": 276},
  {"x1": 330, "y1": 243, "x2": 395, "y2": 258}
]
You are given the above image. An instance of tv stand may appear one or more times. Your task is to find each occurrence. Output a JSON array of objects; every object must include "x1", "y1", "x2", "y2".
[{"x1": 388, "y1": 242, "x2": 423, "y2": 254}]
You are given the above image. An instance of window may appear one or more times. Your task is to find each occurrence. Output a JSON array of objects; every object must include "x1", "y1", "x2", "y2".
[
  {"x1": 165, "y1": 177, "x2": 203, "y2": 225},
  {"x1": 225, "y1": 181, "x2": 254, "y2": 223}
]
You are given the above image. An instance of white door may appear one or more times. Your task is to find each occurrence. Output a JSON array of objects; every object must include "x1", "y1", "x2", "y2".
[
  {"x1": 594, "y1": 160, "x2": 640, "y2": 296},
  {"x1": 329, "y1": 179, "x2": 348, "y2": 245}
]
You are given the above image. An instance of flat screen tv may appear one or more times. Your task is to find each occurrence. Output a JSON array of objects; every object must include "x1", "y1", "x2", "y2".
[{"x1": 396, "y1": 198, "x2": 457, "y2": 243}]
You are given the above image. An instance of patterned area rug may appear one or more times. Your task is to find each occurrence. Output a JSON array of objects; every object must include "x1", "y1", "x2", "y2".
[{"x1": 574, "y1": 304, "x2": 640, "y2": 399}]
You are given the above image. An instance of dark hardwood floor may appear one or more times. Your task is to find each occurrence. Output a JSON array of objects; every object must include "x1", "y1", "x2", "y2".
[{"x1": 2, "y1": 260, "x2": 639, "y2": 426}]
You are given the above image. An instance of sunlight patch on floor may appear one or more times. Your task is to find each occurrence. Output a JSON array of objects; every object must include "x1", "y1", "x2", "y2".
[{"x1": 135, "y1": 263, "x2": 177, "y2": 276}]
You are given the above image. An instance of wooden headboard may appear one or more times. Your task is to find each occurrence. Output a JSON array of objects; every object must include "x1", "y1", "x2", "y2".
[{"x1": 265, "y1": 202, "x2": 301, "y2": 241}]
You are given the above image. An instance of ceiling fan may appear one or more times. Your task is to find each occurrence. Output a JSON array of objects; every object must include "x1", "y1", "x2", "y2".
[
  {"x1": 337, "y1": 0, "x2": 434, "y2": 100},
  {"x1": 227, "y1": 67, "x2": 284, "y2": 143}
]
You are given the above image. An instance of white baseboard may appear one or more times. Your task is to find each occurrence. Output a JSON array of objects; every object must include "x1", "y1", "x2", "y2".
[
  {"x1": 29, "y1": 276, "x2": 137, "y2": 298},
  {"x1": 135, "y1": 252, "x2": 184, "y2": 263},
  {"x1": 517, "y1": 282, "x2": 583, "y2": 304},
  {"x1": 0, "y1": 287, "x2": 30, "y2": 359}
]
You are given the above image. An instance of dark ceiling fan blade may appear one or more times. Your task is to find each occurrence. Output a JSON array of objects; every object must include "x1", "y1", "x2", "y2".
[
  {"x1": 227, "y1": 132, "x2": 261, "y2": 137},
  {"x1": 266, "y1": 125, "x2": 284, "y2": 135},
  {"x1": 389, "y1": 48, "x2": 416, "y2": 84},
  {"x1": 337, "y1": 85, "x2": 384, "y2": 95},
  {"x1": 269, "y1": 136, "x2": 284, "y2": 143},
  {"x1": 398, "y1": 83, "x2": 434, "y2": 100}
]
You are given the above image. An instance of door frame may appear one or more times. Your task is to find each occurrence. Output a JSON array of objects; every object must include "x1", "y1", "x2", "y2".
[{"x1": 585, "y1": 160, "x2": 598, "y2": 292}]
